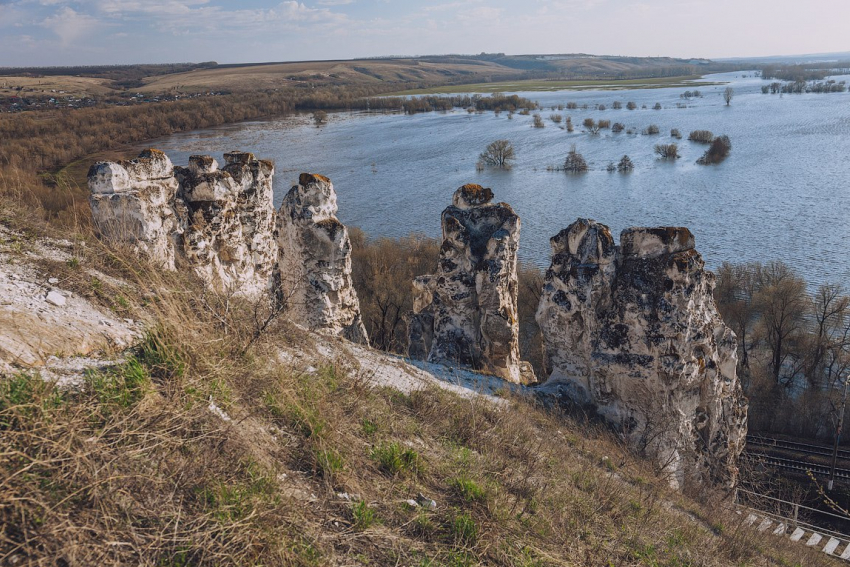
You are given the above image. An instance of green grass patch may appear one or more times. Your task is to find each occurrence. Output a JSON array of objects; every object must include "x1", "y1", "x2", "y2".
[{"x1": 371, "y1": 441, "x2": 420, "y2": 476}]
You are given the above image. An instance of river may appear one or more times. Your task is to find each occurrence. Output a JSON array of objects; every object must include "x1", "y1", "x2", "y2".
[{"x1": 147, "y1": 71, "x2": 850, "y2": 287}]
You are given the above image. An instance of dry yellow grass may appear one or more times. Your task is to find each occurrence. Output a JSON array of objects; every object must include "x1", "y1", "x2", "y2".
[
  {"x1": 0, "y1": 182, "x2": 841, "y2": 566},
  {"x1": 0, "y1": 75, "x2": 114, "y2": 98},
  {"x1": 139, "y1": 59, "x2": 513, "y2": 93}
]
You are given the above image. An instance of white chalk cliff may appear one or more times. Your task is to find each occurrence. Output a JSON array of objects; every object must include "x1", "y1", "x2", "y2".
[
  {"x1": 88, "y1": 151, "x2": 366, "y2": 341},
  {"x1": 276, "y1": 173, "x2": 368, "y2": 344},
  {"x1": 409, "y1": 184, "x2": 526, "y2": 383},
  {"x1": 536, "y1": 220, "x2": 747, "y2": 489}
]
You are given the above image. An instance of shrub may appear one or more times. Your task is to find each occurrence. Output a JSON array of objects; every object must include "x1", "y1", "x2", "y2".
[
  {"x1": 611, "y1": 122, "x2": 624, "y2": 133},
  {"x1": 653, "y1": 103, "x2": 662, "y2": 110},
  {"x1": 606, "y1": 162, "x2": 616, "y2": 172},
  {"x1": 550, "y1": 113, "x2": 562, "y2": 124},
  {"x1": 532, "y1": 114, "x2": 544, "y2": 128},
  {"x1": 617, "y1": 155, "x2": 634, "y2": 172},
  {"x1": 478, "y1": 139, "x2": 515, "y2": 170},
  {"x1": 565, "y1": 117, "x2": 574, "y2": 132},
  {"x1": 670, "y1": 128, "x2": 681, "y2": 139},
  {"x1": 697, "y1": 135, "x2": 732, "y2": 165},
  {"x1": 643, "y1": 124, "x2": 659, "y2": 135},
  {"x1": 688, "y1": 130, "x2": 714, "y2": 143},
  {"x1": 566, "y1": 102, "x2": 578, "y2": 109},
  {"x1": 598, "y1": 119, "x2": 611, "y2": 129},
  {"x1": 654, "y1": 143, "x2": 679, "y2": 159},
  {"x1": 626, "y1": 101, "x2": 637, "y2": 110},
  {"x1": 582, "y1": 117, "x2": 595, "y2": 129},
  {"x1": 597, "y1": 104, "x2": 606, "y2": 111},
  {"x1": 612, "y1": 101, "x2": 623, "y2": 109},
  {"x1": 563, "y1": 146, "x2": 588, "y2": 173}
]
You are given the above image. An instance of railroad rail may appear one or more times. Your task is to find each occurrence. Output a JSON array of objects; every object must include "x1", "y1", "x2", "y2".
[
  {"x1": 744, "y1": 453, "x2": 850, "y2": 480},
  {"x1": 746, "y1": 435, "x2": 850, "y2": 461}
]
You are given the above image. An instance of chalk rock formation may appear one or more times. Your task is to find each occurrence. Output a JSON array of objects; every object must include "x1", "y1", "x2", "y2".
[
  {"x1": 89, "y1": 149, "x2": 277, "y2": 298},
  {"x1": 536, "y1": 220, "x2": 747, "y2": 488},
  {"x1": 409, "y1": 184, "x2": 525, "y2": 383},
  {"x1": 277, "y1": 173, "x2": 368, "y2": 343},
  {"x1": 88, "y1": 149, "x2": 182, "y2": 269},
  {"x1": 174, "y1": 152, "x2": 276, "y2": 298}
]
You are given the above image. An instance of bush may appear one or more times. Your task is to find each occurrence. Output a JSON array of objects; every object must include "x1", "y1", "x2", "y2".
[
  {"x1": 612, "y1": 122, "x2": 624, "y2": 133},
  {"x1": 550, "y1": 113, "x2": 562, "y2": 124},
  {"x1": 617, "y1": 155, "x2": 634, "y2": 172},
  {"x1": 643, "y1": 124, "x2": 659, "y2": 135},
  {"x1": 654, "y1": 143, "x2": 679, "y2": 159},
  {"x1": 697, "y1": 135, "x2": 731, "y2": 165},
  {"x1": 565, "y1": 117, "x2": 574, "y2": 132},
  {"x1": 597, "y1": 104, "x2": 606, "y2": 111},
  {"x1": 688, "y1": 130, "x2": 714, "y2": 143},
  {"x1": 626, "y1": 101, "x2": 637, "y2": 110},
  {"x1": 598, "y1": 119, "x2": 611, "y2": 129},
  {"x1": 670, "y1": 128, "x2": 681, "y2": 139},
  {"x1": 612, "y1": 101, "x2": 623, "y2": 109},
  {"x1": 478, "y1": 139, "x2": 515, "y2": 170},
  {"x1": 566, "y1": 102, "x2": 578, "y2": 109},
  {"x1": 582, "y1": 117, "x2": 595, "y2": 129},
  {"x1": 532, "y1": 114, "x2": 545, "y2": 128},
  {"x1": 563, "y1": 146, "x2": 588, "y2": 173},
  {"x1": 653, "y1": 103, "x2": 662, "y2": 110}
]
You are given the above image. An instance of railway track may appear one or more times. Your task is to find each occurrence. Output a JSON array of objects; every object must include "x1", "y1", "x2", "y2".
[
  {"x1": 746, "y1": 435, "x2": 850, "y2": 461},
  {"x1": 748, "y1": 454, "x2": 850, "y2": 480}
]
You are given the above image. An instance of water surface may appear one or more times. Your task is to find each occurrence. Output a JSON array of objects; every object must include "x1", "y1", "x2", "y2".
[{"x1": 149, "y1": 72, "x2": 850, "y2": 287}]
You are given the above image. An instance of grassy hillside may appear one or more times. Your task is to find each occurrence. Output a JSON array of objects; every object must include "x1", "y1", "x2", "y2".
[{"x1": 0, "y1": 193, "x2": 835, "y2": 566}]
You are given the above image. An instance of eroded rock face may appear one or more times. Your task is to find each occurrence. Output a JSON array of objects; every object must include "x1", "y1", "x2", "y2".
[
  {"x1": 277, "y1": 174, "x2": 368, "y2": 343},
  {"x1": 175, "y1": 151, "x2": 276, "y2": 298},
  {"x1": 88, "y1": 149, "x2": 182, "y2": 269},
  {"x1": 89, "y1": 149, "x2": 276, "y2": 298},
  {"x1": 536, "y1": 220, "x2": 747, "y2": 489},
  {"x1": 409, "y1": 184, "x2": 525, "y2": 383}
]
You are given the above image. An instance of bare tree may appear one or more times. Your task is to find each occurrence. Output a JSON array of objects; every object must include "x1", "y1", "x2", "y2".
[
  {"x1": 654, "y1": 143, "x2": 679, "y2": 159},
  {"x1": 563, "y1": 145, "x2": 588, "y2": 173},
  {"x1": 478, "y1": 140, "x2": 515, "y2": 170},
  {"x1": 723, "y1": 86, "x2": 734, "y2": 106},
  {"x1": 754, "y1": 262, "x2": 808, "y2": 386}
]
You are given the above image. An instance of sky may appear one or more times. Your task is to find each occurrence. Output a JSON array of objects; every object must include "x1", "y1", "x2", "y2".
[{"x1": 1, "y1": 0, "x2": 849, "y2": 67}]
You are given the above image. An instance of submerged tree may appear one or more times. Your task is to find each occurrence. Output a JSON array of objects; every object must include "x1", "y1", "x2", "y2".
[
  {"x1": 563, "y1": 145, "x2": 588, "y2": 173},
  {"x1": 654, "y1": 143, "x2": 679, "y2": 159},
  {"x1": 478, "y1": 139, "x2": 516, "y2": 170},
  {"x1": 724, "y1": 86, "x2": 734, "y2": 106},
  {"x1": 697, "y1": 135, "x2": 732, "y2": 165},
  {"x1": 617, "y1": 155, "x2": 634, "y2": 172},
  {"x1": 313, "y1": 110, "x2": 328, "y2": 126}
]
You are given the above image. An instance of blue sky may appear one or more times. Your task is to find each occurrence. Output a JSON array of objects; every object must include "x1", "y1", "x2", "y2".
[{"x1": 1, "y1": 0, "x2": 849, "y2": 66}]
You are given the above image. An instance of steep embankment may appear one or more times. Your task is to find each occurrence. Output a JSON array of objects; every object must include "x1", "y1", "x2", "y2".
[{"x1": 0, "y1": 187, "x2": 835, "y2": 565}]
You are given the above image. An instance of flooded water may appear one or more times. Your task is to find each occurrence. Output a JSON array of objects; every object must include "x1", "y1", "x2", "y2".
[{"x1": 149, "y1": 72, "x2": 850, "y2": 287}]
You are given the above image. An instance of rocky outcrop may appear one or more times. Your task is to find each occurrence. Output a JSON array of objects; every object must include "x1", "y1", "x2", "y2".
[
  {"x1": 536, "y1": 220, "x2": 747, "y2": 489},
  {"x1": 89, "y1": 151, "x2": 368, "y2": 342},
  {"x1": 174, "y1": 151, "x2": 276, "y2": 298},
  {"x1": 409, "y1": 184, "x2": 526, "y2": 383},
  {"x1": 89, "y1": 149, "x2": 276, "y2": 297},
  {"x1": 276, "y1": 174, "x2": 368, "y2": 343},
  {"x1": 88, "y1": 149, "x2": 183, "y2": 270}
]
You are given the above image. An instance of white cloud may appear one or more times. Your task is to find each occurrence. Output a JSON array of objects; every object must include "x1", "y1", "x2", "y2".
[{"x1": 40, "y1": 6, "x2": 102, "y2": 45}]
